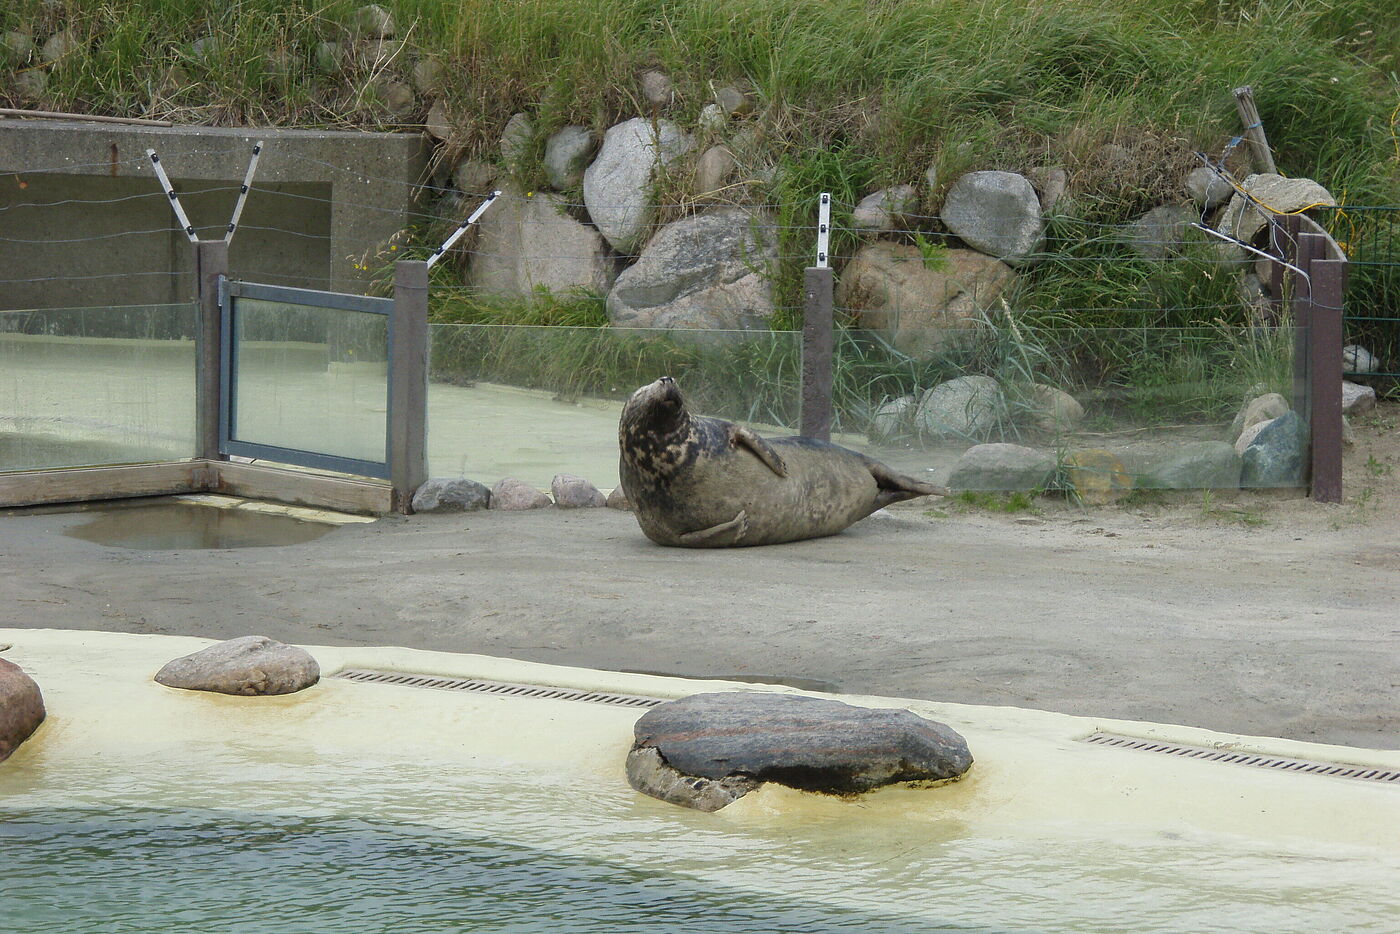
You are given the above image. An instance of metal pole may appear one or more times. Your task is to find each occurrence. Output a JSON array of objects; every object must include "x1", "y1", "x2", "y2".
[
  {"x1": 224, "y1": 141, "x2": 264, "y2": 242},
  {"x1": 426, "y1": 190, "x2": 502, "y2": 269},
  {"x1": 1307, "y1": 246, "x2": 1347, "y2": 504},
  {"x1": 800, "y1": 266, "x2": 835, "y2": 441},
  {"x1": 389, "y1": 259, "x2": 430, "y2": 513},
  {"x1": 194, "y1": 239, "x2": 229, "y2": 463}
]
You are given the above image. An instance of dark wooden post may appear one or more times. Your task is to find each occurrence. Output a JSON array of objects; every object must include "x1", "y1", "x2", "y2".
[
  {"x1": 800, "y1": 266, "x2": 834, "y2": 440},
  {"x1": 1306, "y1": 241, "x2": 1347, "y2": 504},
  {"x1": 194, "y1": 239, "x2": 228, "y2": 463},
  {"x1": 389, "y1": 259, "x2": 430, "y2": 513},
  {"x1": 1290, "y1": 223, "x2": 1316, "y2": 418}
]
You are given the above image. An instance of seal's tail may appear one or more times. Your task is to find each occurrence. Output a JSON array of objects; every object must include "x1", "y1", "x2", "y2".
[{"x1": 868, "y1": 459, "x2": 947, "y2": 507}]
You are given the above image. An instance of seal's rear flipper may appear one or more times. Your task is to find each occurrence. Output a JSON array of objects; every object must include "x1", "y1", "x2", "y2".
[
  {"x1": 868, "y1": 460, "x2": 947, "y2": 508},
  {"x1": 676, "y1": 510, "x2": 750, "y2": 547},
  {"x1": 731, "y1": 427, "x2": 788, "y2": 478}
]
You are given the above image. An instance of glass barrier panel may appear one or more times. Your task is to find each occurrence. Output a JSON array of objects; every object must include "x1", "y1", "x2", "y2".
[
  {"x1": 832, "y1": 322, "x2": 1303, "y2": 492},
  {"x1": 230, "y1": 298, "x2": 388, "y2": 465},
  {"x1": 428, "y1": 324, "x2": 801, "y2": 489},
  {"x1": 0, "y1": 304, "x2": 197, "y2": 472}
]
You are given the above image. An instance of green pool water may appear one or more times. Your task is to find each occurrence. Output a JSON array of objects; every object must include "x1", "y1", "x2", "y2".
[{"x1": 0, "y1": 808, "x2": 958, "y2": 934}]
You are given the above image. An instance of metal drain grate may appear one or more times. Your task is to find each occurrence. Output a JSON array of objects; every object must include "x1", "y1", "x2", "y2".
[
  {"x1": 1080, "y1": 732, "x2": 1400, "y2": 785},
  {"x1": 333, "y1": 669, "x2": 666, "y2": 709}
]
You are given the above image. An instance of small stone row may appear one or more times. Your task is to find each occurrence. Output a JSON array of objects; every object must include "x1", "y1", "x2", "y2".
[
  {"x1": 3, "y1": 640, "x2": 974, "y2": 815},
  {"x1": 411, "y1": 475, "x2": 630, "y2": 514}
]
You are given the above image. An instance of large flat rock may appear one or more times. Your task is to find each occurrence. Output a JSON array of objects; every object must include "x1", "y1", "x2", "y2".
[{"x1": 627, "y1": 692, "x2": 972, "y2": 810}]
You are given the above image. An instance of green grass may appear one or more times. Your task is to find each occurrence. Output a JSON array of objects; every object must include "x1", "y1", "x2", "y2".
[{"x1": 949, "y1": 490, "x2": 1040, "y2": 514}]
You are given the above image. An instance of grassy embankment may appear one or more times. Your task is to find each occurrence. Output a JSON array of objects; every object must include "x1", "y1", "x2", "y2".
[{"x1": 3, "y1": 0, "x2": 1397, "y2": 425}]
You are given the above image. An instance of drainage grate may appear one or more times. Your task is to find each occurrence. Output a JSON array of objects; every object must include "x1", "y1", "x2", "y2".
[
  {"x1": 1080, "y1": 732, "x2": 1400, "y2": 785},
  {"x1": 333, "y1": 669, "x2": 666, "y2": 709}
]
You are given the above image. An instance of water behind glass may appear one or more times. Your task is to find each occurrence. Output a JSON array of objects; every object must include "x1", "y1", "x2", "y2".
[
  {"x1": 231, "y1": 297, "x2": 388, "y2": 464},
  {"x1": 0, "y1": 304, "x2": 197, "y2": 471}
]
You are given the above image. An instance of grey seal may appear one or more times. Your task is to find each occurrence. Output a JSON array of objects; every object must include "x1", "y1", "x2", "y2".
[{"x1": 619, "y1": 376, "x2": 946, "y2": 547}]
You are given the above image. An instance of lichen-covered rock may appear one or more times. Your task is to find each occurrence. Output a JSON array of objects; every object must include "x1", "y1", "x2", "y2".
[
  {"x1": 1185, "y1": 167, "x2": 1232, "y2": 209},
  {"x1": 1141, "y1": 441, "x2": 1241, "y2": 490},
  {"x1": 837, "y1": 242, "x2": 1016, "y2": 356},
  {"x1": 850, "y1": 185, "x2": 918, "y2": 232},
  {"x1": 584, "y1": 118, "x2": 694, "y2": 253},
  {"x1": 1217, "y1": 174, "x2": 1335, "y2": 246},
  {"x1": 606, "y1": 207, "x2": 777, "y2": 329},
  {"x1": 1241, "y1": 410, "x2": 1308, "y2": 488},
  {"x1": 490, "y1": 478, "x2": 552, "y2": 510},
  {"x1": 915, "y1": 375, "x2": 1005, "y2": 439},
  {"x1": 0, "y1": 658, "x2": 45, "y2": 763},
  {"x1": 551, "y1": 474, "x2": 606, "y2": 508},
  {"x1": 466, "y1": 184, "x2": 615, "y2": 300},
  {"x1": 627, "y1": 692, "x2": 972, "y2": 811},
  {"x1": 411, "y1": 477, "x2": 491, "y2": 513},
  {"x1": 1342, "y1": 381, "x2": 1376, "y2": 415},
  {"x1": 1127, "y1": 205, "x2": 1197, "y2": 259},
  {"x1": 1064, "y1": 449, "x2": 1132, "y2": 504},
  {"x1": 543, "y1": 125, "x2": 597, "y2": 190},
  {"x1": 940, "y1": 171, "x2": 1044, "y2": 265},
  {"x1": 154, "y1": 636, "x2": 319, "y2": 696},
  {"x1": 947, "y1": 443, "x2": 1055, "y2": 492}
]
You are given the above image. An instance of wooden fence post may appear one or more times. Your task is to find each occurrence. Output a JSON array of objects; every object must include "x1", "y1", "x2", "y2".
[
  {"x1": 1232, "y1": 86, "x2": 1278, "y2": 175},
  {"x1": 194, "y1": 239, "x2": 228, "y2": 464},
  {"x1": 390, "y1": 259, "x2": 430, "y2": 513},
  {"x1": 800, "y1": 266, "x2": 834, "y2": 440}
]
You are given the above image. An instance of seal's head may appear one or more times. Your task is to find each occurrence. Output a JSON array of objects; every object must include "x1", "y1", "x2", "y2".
[{"x1": 621, "y1": 376, "x2": 687, "y2": 438}]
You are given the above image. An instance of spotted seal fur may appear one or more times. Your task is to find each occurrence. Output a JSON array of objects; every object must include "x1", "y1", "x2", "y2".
[{"x1": 619, "y1": 377, "x2": 946, "y2": 547}]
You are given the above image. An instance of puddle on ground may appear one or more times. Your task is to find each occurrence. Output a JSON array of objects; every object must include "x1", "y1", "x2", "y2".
[
  {"x1": 64, "y1": 502, "x2": 337, "y2": 550},
  {"x1": 622, "y1": 670, "x2": 840, "y2": 694}
]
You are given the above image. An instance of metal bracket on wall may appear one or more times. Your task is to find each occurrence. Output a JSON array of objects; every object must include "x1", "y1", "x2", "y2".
[{"x1": 145, "y1": 141, "x2": 265, "y2": 245}]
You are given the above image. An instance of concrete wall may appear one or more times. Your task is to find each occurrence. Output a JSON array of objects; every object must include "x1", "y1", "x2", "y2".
[{"x1": 0, "y1": 120, "x2": 430, "y2": 311}]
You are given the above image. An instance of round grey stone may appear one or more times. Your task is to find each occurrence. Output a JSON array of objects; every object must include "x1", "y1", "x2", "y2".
[
  {"x1": 915, "y1": 375, "x2": 1005, "y2": 439},
  {"x1": 543, "y1": 125, "x2": 597, "y2": 190},
  {"x1": 412, "y1": 477, "x2": 491, "y2": 513},
  {"x1": 947, "y1": 443, "x2": 1055, "y2": 492},
  {"x1": 551, "y1": 474, "x2": 605, "y2": 508},
  {"x1": 490, "y1": 478, "x2": 552, "y2": 510},
  {"x1": 940, "y1": 171, "x2": 1044, "y2": 265},
  {"x1": 154, "y1": 636, "x2": 319, "y2": 696}
]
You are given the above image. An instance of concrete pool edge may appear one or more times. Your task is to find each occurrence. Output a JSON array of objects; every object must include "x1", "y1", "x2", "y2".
[{"x1": 2, "y1": 627, "x2": 1396, "y2": 853}]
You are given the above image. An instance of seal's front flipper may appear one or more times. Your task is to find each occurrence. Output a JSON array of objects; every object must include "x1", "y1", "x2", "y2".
[
  {"x1": 731, "y1": 427, "x2": 787, "y2": 477},
  {"x1": 868, "y1": 460, "x2": 947, "y2": 508},
  {"x1": 676, "y1": 510, "x2": 749, "y2": 547}
]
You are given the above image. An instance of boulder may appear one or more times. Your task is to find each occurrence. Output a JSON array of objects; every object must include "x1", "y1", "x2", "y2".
[
  {"x1": 543, "y1": 125, "x2": 597, "y2": 190},
  {"x1": 452, "y1": 159, "x2": 497, "y2": 195},
  {"x1": 490, "y1": 478, "x2": 551, "y2": 510},
  {"x1": 1127, "y1": 205, "x2": 1197, "y2": 259},
  {"x1": 583, "y1": 117, "x2": 694, "y2": 253},
  {"x1": 1230, "y1": 392, "x2": 1289, "y2": 442},
  {"x1": 867, "y1": 395, "x2": 916, "y2": 442},
  {"x1": 639, "y1": 69, "x2": 673, "y2": 108},
  {"x1": 606, "y1": 207, "x2": 777, "y2": 330},
  {"x1": 1185, "y1": 167, "x2": 1232, "y2": 210},
  {"x1": 1343, "y1": 344, "x2": 1377, "y2": 375},
  {"x1": 1234, "y1": 417, "x2": 1275, "y2": 456},
  {"x1": 1241, "y1": 410, "x2": 1308, "y2": 487},
  {"x1": 947, "y1": 443, "x2": 1055, "y2": 492},
  {"x1": 13, "y1": 69, "x2": 46, "y2": 100},
  {"x1": 915, "y1": 375, "x2": 1005, "y2": 439},
  {"x1": 411, "y1": 57, "x2": 444, "y2": 95},
  {"x1": 1028, "y1": 384, "x2": 1084, "y2": 432},
  {"x1": 154, "y1": 636, "x2": 319, "y2": 696},
  {"x1": 627, "y1": 692, "x2": 972, "y2": 811},
  {"x1": 940, "y1": 171, "x2": 1044, "y2": 265},
  {"x1": 1063, "y1": 449, "x2": 1132, "y2": 504},
  {"x1": 499, "y1": 112, "x2": 533, "y2": 165},
  {"x1": 1027, "y1": 166, "x2": 1067, "y2": 212},
  {"x1": 605, "y1": 486, "x2": 631, "y2": 510},
  {"x1": 1342, "y1": 380, "x2": 1376, "y2": 415},
  {"x1": 352, "y1": 4, "x2": 395, "y2": 38},
  {"x1": 714, "y1": 86, "x2": 752, "y2": 116},
  {"x1": 697, "y1": 103, "x2": 727, "y2": 135},
  {"x1": 466, "y1": 184, "x2": 615, "y2": 299},
  {"x1": 1217, "y1": 174, "x2": 1335, "y2": 246},
  {"x1": 0, "y1": 658, "x2": 45, "y2": 763},
  {"x1": 692, "y1": 145, "x2": 737, "y2": 198},
  {"x1": 411, "y1": 477, "x2": 491, "y2": 513},
  {"x1": 424, "y1": 100, "x2": 451, "y2": 142},
  {"x1": 850, "y1": 185, "x2": 919, "y2": 232},
  {"x1": 1141, "y1": 441, "x2": 1241, "y2": 490},
  {"x1": 375, "y1": 79, "x2": 415, "y2": 122},
  {"x1": 40, "y1": 29, "x2": 79, "y2": 64},
  {"x1": 551, "y1": 474, "x2": 606, "y2": 508},
  {"x1": 836, "y1": 242, "x2": 1016, "y2": 356}
]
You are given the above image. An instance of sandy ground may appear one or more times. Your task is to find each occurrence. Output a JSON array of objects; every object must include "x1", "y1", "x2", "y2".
[{"x1": 2, "y1": 402, "x2": 1397, "y2": 751}]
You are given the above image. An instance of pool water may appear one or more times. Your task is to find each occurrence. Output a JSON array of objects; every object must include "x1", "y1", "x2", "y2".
[{"x1": 0, "y1": 808, "x2": 957, "y2": 934}]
